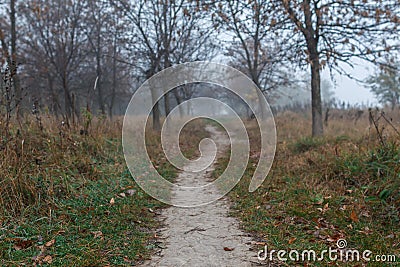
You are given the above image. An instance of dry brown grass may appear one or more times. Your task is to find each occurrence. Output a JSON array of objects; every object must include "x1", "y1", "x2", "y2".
[
  {"x1": 0, "y1": 116, "x2": 121, "y2": 216},
  {"x1": 0, "y1": 115, "x2": 210, "y2": 216},
  {"x1": 217, "y1": 108, "x2": 400, "y2": 266},
  {"x1": 246, "y1": 107, "x2": 400, "y2": 196},
  {"x1": 0, "y1": 114, "x2": 210, "y2": 266}
]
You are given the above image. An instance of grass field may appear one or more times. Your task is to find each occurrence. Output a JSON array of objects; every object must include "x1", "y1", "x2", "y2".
[
  {"x1": 213, "y1": 108, "x2": 400, "y2": 266},
  {"x1": 0, "y1": 116, "x2": 208, "y2": 266},
  {"x1": 1, "y1": 108, "x2": 399, "y2": 266}
]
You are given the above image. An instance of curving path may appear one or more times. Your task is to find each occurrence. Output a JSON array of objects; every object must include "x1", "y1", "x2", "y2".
[{"x1": 140, "y1": 126, "x2": 260, "y2": 267}]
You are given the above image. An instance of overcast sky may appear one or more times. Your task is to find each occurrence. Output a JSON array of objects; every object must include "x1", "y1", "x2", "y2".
[{"x1": 323, "y1": 59, "x2": 379, "y2": 106}]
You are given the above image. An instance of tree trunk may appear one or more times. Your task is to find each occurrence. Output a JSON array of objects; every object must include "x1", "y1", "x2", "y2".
[
  {"x1": 164, "y1": 92, "x2": 171, "y2": 117},
  {"x1": 310, "y1": 57, "x2": 323, "y2": 136},
  {"x1": 62, "y1": 75, "x2": 73, "y2": 125},
  {"x1": 173, "y1": 90, "x2": 184, "y2": 118},
  {"x1": 161, "y1": 2, "x2": 171, "y2": 118},
  {"x1": 109, "y1": 35, "x2": 117, "y2": 118},
  {"x1": 47, "y1": 73, "x2": 61, "y2": 118},
  {"x1": 163, "y1": 55, "x2": 171, "y2": 117},
  {"x1": 147, "y1": 70, "x2": 161, "y2": 131},
  {"x1": 10, "y1": 0, "x2": 22, "y2": 118},
  {"x1": 96, "y1": 33, "x2": 105, "y2": 115},
  {"x1": 151, "y1": 92, "x2": 161, "y2": 131},
  {"x1": 391, "y1": 92, "x2": 399, "y2": 110}
]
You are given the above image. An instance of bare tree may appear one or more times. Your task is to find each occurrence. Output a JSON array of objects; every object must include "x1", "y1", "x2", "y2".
[
  {"x1": 367, "y1": 59, "x2": 400, "y2": 110},
  {"x1": 112, "y1": 0, "x2": 215, "y2": 130},
  {"x1": 84, "y1": 1, "x2": 109, "y2": 115},
  {"x1": 20, "y1": 0, "x2": 86, "y2": 124},
  {"x1": 0, "y1": 0, "x2": 22, "y2": 118},
  {"x1": 271, "y1": 0, "x2": 400, "y2": 136},
  {"x1": 216, "y1": 0, "x2": 288, "y2": 91}
]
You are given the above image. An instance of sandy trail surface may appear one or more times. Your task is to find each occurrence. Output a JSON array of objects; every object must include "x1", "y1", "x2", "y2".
[{"x1": 140, "y1": 126, "x2": 262, "y2": 267}]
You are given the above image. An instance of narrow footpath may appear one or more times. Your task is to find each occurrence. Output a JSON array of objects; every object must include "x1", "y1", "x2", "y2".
[{"x1": 141, "y1": 126, "x2": 261, "y2": 267}]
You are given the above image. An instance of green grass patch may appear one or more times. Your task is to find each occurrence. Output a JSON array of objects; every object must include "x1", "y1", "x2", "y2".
[
  {"x1": 0, "y1": 142, "x2": 172, "y2": 266},
  {"x1": 215, "y1": 131, "x2": 400, "y2": 266},
  {"x1": 0, "y1": 116, "x2": 211, "y2": 266}
]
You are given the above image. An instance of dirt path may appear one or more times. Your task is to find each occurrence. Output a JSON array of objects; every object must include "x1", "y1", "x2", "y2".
[{"x1": 141, "y1": 126, "x2": 259, "y2": 267}]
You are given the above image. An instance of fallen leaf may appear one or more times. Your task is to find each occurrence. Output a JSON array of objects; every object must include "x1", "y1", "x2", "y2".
[
  {"x1": 326, "y1": 233, "x2": 345, "y2": 243},
  {"x1": 311, "y1": 230, "x2": 319, "y2": 237},
  {"x1": 223, "y1": 247, "x2": 234, "y2": 251},
  {"x1": 350, "y1": 210, "x2": 359, "y2": 222},
  {"x1": 13, "y1": 239, "x2": 33, "y2": 250},
  {"x1": 288, "y1": 237, "x2": 297, "y2": 244},
  {"x1": 386, "y1": 234, "x2": 395, "y2": 239},
  {"x1": 326, "y1": 236, "x2": 336, "y2": 242},
  {"x1": 45, "y1": 239, "x2": 55, "y2": 247},
  {"x1": 357, "y1": 226, "x2": 373, "y2": 235},
  {"x1": 361, "y1": 210, "x2": 371, "y2": 217},
  {"x1": 91, "y1": 231, "x2": 103, "y2": 239},
  {"x1": 118, "y1": 193, "x2": 126, "y2": 198},
  {"x1": 43, "y1": 255, "x2": 53, "y2": 264},
  {"x1": 126, "y1": 189, "x2": 136, "y2": 196},
  {"x1": 317, "y1": 203, "x2": 329, "y2": 214},
  {"x1": 110, "y1": 198, "x2": 115, "y2": 205}
]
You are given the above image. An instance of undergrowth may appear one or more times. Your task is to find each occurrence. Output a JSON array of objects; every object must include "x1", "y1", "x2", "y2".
[
  {"x1": 216, "y1": 109, "x2": 400, "y2": 266},
  {"x1": 0, "y1": 115, "x2": 208, "y2": 266}
]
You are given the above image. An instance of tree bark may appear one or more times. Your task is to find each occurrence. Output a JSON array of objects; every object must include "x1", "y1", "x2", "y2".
[
  {"x1": 96, "y1": 27, "x2": 105, "y2": 115},
  {"x1": 164, "y1": 92, "x2": 171, "y2": 117},
  {"x1": 62, "y1": 75, "x2": 73, "y2": 125},
  {"x1": 109, "y1": 37, "x2": 117, "y2": 118},
  {"x1": 10, "y1": 0, "x2": 22, "y2": 118},
  {"x1": 310, "y1": 56, "x2": 323, "y2": 136},
  {"x1": 303, "y1": 0, "x2": 323, "y2": 137},
  {"x1": 147, "y1": 70, "x2": 161, "y2": 131},
  {"x1": 173, "y1": 89, "x2": 184, "y2": 118},
  {"x1": 151, "y1": 91, "x2": 161, "y2": 131},
  {"x1": 47, "y1": 73, "x2": 61, "y2": 118}
]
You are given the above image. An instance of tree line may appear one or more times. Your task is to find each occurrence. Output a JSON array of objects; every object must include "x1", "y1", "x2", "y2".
[{"x1": 0, "y1": 0, "x2": 399, "y2": 136}]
